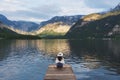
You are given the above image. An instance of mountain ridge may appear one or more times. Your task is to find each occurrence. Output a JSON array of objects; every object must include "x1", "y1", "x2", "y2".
[
  {"x1": 111, "y1": 3, "x2": 120, "y2": 11},
  {"x1": 40, "y1": 15, "x2": 84, "y2": 27},
  {"x1": 66, "y1": 12, "x2": 120, "y2": 39},
  {"x1": 34, "y1": 22, "x2": 70, "y2": 38},
  {"x1": 0, "y1": 14, "x2": 40, "y2": 32},
  {"x1": 0, "y1": 22, "x2": 39, "y2": 39},
  {"x1": 0, "y1": 3, "x2": 120, "y2": 39}
]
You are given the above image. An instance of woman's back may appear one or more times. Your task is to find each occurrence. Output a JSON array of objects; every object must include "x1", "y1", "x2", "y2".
[{"x1": 55, "y1": 52, "x2": 65, "y2": 68}]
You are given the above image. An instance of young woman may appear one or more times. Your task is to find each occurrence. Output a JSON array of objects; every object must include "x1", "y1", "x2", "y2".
[{"x1": 55, "y1": 52, "x2": 65, "y2": 68}]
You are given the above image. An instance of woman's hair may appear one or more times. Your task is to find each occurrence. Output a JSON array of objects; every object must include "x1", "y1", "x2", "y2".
[{"x1": 57, "y1": 56, "x2": 62, "y2": 61}]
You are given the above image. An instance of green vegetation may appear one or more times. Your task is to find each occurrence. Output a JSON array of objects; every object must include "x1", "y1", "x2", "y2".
[
  {"x1": 0, "y1": 23, "x2": 40, "y2": 39},
  {"x1": 66, "y1": 13, "x2": 120, "y2": 39},
  {"x1": 37, "y1": 30, "x2": 66, "y2": 38},
  {"x1": 1, "y1": 10, "x2": 120, "y2": 39},
  {"x1": 34, "y1": 22, "x2": 70, "y2": 39}
]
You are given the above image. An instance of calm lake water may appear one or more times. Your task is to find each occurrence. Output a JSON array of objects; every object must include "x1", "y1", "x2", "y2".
[{"x1": 0, "y1": 39, "x2": 120, "y2": 80}]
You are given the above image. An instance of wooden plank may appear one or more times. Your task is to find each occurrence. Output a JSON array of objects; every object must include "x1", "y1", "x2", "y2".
[{"x1": 44, "y1": 64, "x2": 76, "y2": 80}]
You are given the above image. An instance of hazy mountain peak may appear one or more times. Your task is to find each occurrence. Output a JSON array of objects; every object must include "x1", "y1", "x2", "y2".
[
  {"x1": 0, "y1": 14, "x2": 40, "y2": 32},
  {"x1": 112, "y1": 2, "x2": 120, "y2": 11},
  {"x1": 118, "y1": 2, "x2": 120, "y2": 6},
  {"x1": 40, "y1": 15, "x2": 84, "y2": 27},
  {"x1": 0, "y1": 14, "x2": 8, "y2": 20}
]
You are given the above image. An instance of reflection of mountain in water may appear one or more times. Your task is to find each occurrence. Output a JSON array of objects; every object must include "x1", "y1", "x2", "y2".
[
  {"x1": 68, "y1": 40, "x2": 120, "y2": 62},
  {"x1": 0, "y1": 39, "x2": 120, "y2": 61},
  {"x1": 0, "y1": 39, "x2": 120, "y2": 73},
  {"x1": 35, "y1": 39, "x2": 70, "y2": 55},
  {"x1": 0, "y1": 39, "x2": 70, "y2": 60},
  {"x1": 68, "y1": 40, "x2": 120, "y2": 73}
]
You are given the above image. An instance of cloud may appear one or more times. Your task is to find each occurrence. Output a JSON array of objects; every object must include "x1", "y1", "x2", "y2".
[
  {"x1": 0, "y1": 0, "x2": 120, "y2": 22},
  {"x1": 85, "y1": 0, "x2": 120, "y2": 9},
  {"x1": 0, "y1": 0, "x2": 27, "y2": 11},
  {"x1": 30, "y1": 5, "x2": 62, "y2": 17},
  {"x1": 0, "y1": 0, "x2": 62, "y2": 22},
  {"x1": 58, "y1": 0, "x2": 104, "y2": 15}
]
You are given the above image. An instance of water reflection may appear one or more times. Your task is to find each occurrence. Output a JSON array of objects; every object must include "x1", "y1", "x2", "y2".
[
  {"x1": 68, "y1": 40, "x2": 120, "y2": 74},
  {"x1": 0, "y1": 39, "x2": 70, "y2": 60},
  {"x1": 0, "y1": 39, "x2": 120, "y2": 80},
  {"x1": 35, "y1": 39, "x2": 70, "y2": 56}
]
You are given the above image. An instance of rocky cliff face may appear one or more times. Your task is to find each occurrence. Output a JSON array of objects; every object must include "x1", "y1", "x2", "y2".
[
  {"x1": 40, "y1": 15, "x2": 83, "y2": 27},
  {"x1": 35, "y1": 15, "x2": 83, "y2": 38},
  {"x1": 13, "y1": 21, "x2": 40, "y2": 32}
]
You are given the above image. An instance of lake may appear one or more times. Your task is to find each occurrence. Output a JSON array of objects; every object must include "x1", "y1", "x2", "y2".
[{"x1": 0, "y1": 39, "x2": 120, "y2": 80}]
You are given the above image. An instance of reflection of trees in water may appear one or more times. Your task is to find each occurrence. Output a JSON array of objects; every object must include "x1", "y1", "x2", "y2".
[
  {"x1": 0, "y1": 40, "x2": 33, "y2": 60},
  {"x1": 1, "y1": 39, "x2": 120, "y2": 73},
  {"x1": 68, "y1": 40, "x2": 120, "y2": 62},
  {"x1": 0, "y1": 40, "x2": 11, "y2": 60},
  {"x1": 68, "y1": 39, "x2": 120, "y2": 73},
  {"x1": 108, "y1": 40, "x2": 120, "y2": 60}
]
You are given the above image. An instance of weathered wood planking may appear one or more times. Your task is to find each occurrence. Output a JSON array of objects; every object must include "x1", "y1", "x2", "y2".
[{"x1": 44, "y1": 64, "x2": 76, "y2": 80}]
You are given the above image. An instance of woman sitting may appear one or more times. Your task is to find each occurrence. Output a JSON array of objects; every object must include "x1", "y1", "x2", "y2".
[{"x1": 55, "y1": 52, "x2": 65, "y2": 68}]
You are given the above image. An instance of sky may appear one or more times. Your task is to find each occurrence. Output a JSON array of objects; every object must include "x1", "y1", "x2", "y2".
[{"x1": 0, "y1": 0, "x2": 120, "y2": 23}]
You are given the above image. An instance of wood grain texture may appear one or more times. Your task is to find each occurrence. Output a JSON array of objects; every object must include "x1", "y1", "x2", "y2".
[{"x1": 44, "y1": 64, "x2": 76, "y2": 80}]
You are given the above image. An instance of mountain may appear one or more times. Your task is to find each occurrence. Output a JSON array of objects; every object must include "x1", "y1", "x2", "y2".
[
  {"x1": 34, "y1": 22, "x2": 70, "y2": 38},
  {"x1": 82, "y1": 13, "x2": 101, "y2": 21},
  {"x1": 0, "y1": 14, "x2": 39, "y2": 32},
  {"x1": 66, "y1": 3, "x2": 120, "y2": 39},
  {"x1": 33, "y1": 15, "x2": 83, "y2": 38},
  {"x1": 66, "y1": 13, "x2": 120, "y2": 39},
  {"x1": 0, "y1": 14, "x2": 83, "y2": 38},
  {"x1": 0, "y1": 14, "x2": 14, "y2": 26},
  {"x1": 0, "y1": 14, "x2": 83, "y2": 32},
  {"x1": 111, "y1": 3, "x2": 120, "y2": 11},
  {"x1": 13, "y1": 21, "x2": 39, "y2": 32},
  {"x1": 40, "y1": 15, "x2": 84, "y2": 27},
  {"x1": 0, "y1": 22, "x2": 20, "y2": 38},
  {"x1": 0, "y1": 21, "x2": 39, "y2": 39}
]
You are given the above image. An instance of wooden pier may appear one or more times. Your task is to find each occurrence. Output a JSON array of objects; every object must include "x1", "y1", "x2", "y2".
[{"x1": 44, "y1": 64, "x2": 76, "y2": 80}]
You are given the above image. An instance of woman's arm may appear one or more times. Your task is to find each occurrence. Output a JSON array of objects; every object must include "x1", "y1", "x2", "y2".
[
  {"x1": 55, "y1": 58, "x2": 59, "y2": 63},
  {"x1": 61, "y1": 58, "x2": 65, "y2": 64}
]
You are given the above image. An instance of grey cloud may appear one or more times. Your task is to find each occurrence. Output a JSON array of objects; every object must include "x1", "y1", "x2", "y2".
[
  {"x1": 85, "y1": 0, "x2": 120, "y2": 9},
  {"x1": 0, "y1": 4, "x2": 61, "y2": 21},
  {"x1": 30, "y1": 5, "x2": 61, "y2": 16},
  {"x1": 2, "y1": 0, "x2": 119, "y2": 22}
]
